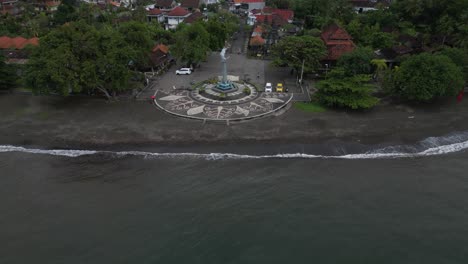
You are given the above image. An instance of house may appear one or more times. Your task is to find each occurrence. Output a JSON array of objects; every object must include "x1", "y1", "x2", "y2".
[
  {"x1": 0, "y1": 36, "x2": 39, "y2": 64},
  {"x1": 247, "y1": 7, "x2": 293, "y2": 26},
  {"x1": 33, "y1": 0, "x2": 62, "y2": 13},
  {"x1": 321, "y1": 23, "x2": 355, "y2": 65},
  {"x1": 349, "y1": 0, "x2": 390, "y2": 13},
  {"x1": 148, "y1": 44, "x2": 172, "y2": 72},
  {"x1": 147, "y1": 8, "x2": 165, "y2": 23},
  {"x1": 154, "y1": 0, "x2": 175, "y2": 10},
  {"x1": 0, "y1": 0, "x2": 19, "y2": 15},
  {"x1": 165, "y1": 6, "x2": 190, "y2": 30},
  {"x1": 79, "y1": 0, "x2": 132, "y2": 8},
  {"x1": 180, "y1": 0, "x2": 200, "y2": 11},
  {"x1": 233, "y1": 0, "x2": 265, "y2": 12}
]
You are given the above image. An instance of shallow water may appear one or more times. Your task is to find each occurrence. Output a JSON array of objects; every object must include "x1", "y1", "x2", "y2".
[{"x1": 1, "y1": 145, "x2": 468, "y2": 263}]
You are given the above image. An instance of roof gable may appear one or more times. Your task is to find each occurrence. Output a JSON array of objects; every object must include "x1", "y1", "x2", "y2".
[
  {"x1": 167, "y1": 6, "x2": 189, "y2": 16},
  {"x1": 321, "y1": 23, "x2": 352, "y2": 42},
  {"x1": 147, "y1": 8, "x2": 163, "y2": 15}
]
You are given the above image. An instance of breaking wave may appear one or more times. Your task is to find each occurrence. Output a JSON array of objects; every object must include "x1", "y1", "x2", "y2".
[{"x1": 1, "y1": 132, "x2": 468, "y2": 159}]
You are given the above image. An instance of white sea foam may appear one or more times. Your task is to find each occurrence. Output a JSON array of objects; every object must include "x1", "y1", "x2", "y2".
[{"x1": 1, "y1": 136, "x2": 468, "y2": 159}]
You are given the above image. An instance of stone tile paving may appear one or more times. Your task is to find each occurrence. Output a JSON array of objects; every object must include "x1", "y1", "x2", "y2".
[{"x1": 154, "y1": 89, "x2": 293, "y2": 121}]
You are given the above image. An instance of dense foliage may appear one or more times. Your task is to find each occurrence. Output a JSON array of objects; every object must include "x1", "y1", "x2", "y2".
[
  {"x1": 385, "y1": 53, "x2": 464, "y2": 102},
  {"x1": 337, "y1": 47, "x2": 375, "y2": 76},
  {"x1": 24, "y1": 21, "x2": 136, "y2": 99},
  {"x1": 272, "y1": 35, "x2": 326, "y2": 74},
  {"x1": 316, "y1": 70, "x2": 378, "y2": 109},
  {"x1": 0, "y1": 54, "x2": 16, "y2": 90}
]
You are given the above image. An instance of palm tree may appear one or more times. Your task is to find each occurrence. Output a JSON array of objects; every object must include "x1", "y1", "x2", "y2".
[{"x1": 371, "y1": 59, "x2": 388, "y2": 81}]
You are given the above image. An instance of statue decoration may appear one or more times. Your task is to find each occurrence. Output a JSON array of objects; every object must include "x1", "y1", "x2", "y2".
[{"x1": 217, "y1": 47, "x2": 233, "y2": 91}]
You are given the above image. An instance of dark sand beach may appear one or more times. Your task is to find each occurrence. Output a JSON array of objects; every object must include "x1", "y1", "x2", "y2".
[{"x1": 1, "y1": 94, "x2": 468, "y2": 151}]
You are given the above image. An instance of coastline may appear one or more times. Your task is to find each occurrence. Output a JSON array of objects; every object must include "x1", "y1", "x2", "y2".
[{"x1": 2, "y1": 94, "x2": 468, "y2": 153}]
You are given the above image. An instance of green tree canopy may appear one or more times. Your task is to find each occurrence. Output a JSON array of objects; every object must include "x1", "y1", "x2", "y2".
[
  {"x1": 171, "y1": 22, "x2": 210, "y2": 66},
  {"x1": 316, "y1": 70, "x2": 379, "y2": 109},
  {"x1": 337, "y1": 47, "x2": 375, "y2": 76},
  {"x1": 117, "y1": 21, "x2": 156, "y2": 69},
  {"x1": 24, "y1": 21, "x2": 136, "y2": 99},
  {"x1": 0, "y1": 54, "x2": 16, "y2": 90},
  {"x1": 436, "y1": 47, "x2": 468, "y2": 83},
  {"x1": 272, "y1": 35, "x2": 326, "y2": 74},
  {"x1": 386, "y1": 53, "x2": 464, "y2": 102}
]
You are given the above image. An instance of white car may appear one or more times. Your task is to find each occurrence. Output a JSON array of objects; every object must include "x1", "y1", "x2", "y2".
[
  {"x1": 176, "y1": 68, "x2": 192, "y2": 75},
  {"x1": 265, "y1": 82, "x2": 273, "y2": 92}
]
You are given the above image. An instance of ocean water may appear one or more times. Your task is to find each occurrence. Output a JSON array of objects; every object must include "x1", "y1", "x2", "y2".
[{"x1": 1, "y1": 135, "x2": 468, "y2": 264}]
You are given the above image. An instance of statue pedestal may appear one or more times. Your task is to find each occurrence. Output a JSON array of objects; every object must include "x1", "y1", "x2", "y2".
[{"x1": 216, "y1": 82, "x2": 235, "y2": 91}]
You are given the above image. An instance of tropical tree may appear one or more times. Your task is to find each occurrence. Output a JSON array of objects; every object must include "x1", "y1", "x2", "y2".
[
  {"x1": 315, "y1": 69, "x2": 379, "y2": 109},
  {"x1": 436, "y1": 47, "x2": 468, "y2": 83},
  {"x1": 370, "y1": 58, "x2": 388, "y2": 81},
  {"x1": 337, "y1": 47, "x2": 375, "y2": 76},
  {"x1": 386, "y1": 53, "x2": 464, "y2": 102},
  {"x1": 171, "y1": 22, "x2": 210, "y2": 67},
  {"x1": 24, "y1": 21, "x2": 136, "y2": 100},
  {"x1": 54, "y1": 0, "x2": 78, "y2": 25},
  {"x1": 272, "y1": 35, "x2": 326, "y2": 76},
  {"x1": 117, "y1": 21, "x2": 156, "y2": 69},
  {"x1": 0, "y1": 54, "x2": 16, "y2": 91}
]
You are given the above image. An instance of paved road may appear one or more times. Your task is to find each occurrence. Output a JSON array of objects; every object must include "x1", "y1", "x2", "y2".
[{"x1": 138, "y1": 16, "x2": 311, "y2": 101}]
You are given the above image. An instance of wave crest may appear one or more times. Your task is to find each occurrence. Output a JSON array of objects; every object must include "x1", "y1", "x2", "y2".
[{"x1": 1, "y1": 133, "x2": 468, "y2": 159}]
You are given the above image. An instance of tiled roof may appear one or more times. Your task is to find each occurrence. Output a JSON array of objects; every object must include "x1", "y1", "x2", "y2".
[
  {"x1": 184, "y1": 11, "x2": 203, "y2": 24},
  {"x1": 167, "y1": 6, "x2": 189, "y2": 17},
  {"x1": 324, "y1": 44, "x2": 355, "y2": 60},
  {"x1": 321, "y1": 24, "x2": 355, "y2": 61},
  {"x1": 152, "y1": 44, "x2": 169, "y2": 54},
  {"x1": 321, "y1": 23, "x2": 353, "y2": 42},
  {"x1": 249, "y1": 35, "x2": 265, "y2": 46},
  {"x1": 148, "y1": 8, "x2": 163, "y2": 15},
  {"x1": 0, "y1": 36, "x2": 39, "y2": 49},
  {"x1": 180, "y1": 0, "x2": 200, "y2": 8}
]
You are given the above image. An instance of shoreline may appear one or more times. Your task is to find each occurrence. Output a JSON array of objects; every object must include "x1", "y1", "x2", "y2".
[{"x1": 2, "y1": 94, "x2": 468, "y2": 153}]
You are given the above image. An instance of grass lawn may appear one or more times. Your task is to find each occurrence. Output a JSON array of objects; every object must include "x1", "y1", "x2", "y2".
[{"x1": 294, "y1": 101, "x2": 327, "y2": 113}]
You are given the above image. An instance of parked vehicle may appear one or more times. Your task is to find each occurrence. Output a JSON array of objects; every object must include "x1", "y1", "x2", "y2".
[
  {"x1": 176, "y1": 68, "x2": 192, "y2": 75},
  {"x1": 265, "y1": 82, "x2": 273, "y2": 92},
  {"x1": 276, "y1": 83, "x2": 284, "y2": 92}
]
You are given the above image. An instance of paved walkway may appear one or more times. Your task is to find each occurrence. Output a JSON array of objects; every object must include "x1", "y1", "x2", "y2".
[{"x1": 154, "y1": 89, "x2": 293, "y2": 121}]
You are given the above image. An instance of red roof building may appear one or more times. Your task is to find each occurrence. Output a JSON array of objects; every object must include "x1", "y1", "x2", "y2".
[
  {"x1": 321, "y1": 23, "x2": 355, "y2": 61},
  {"x1": 0, "y1": 36, "x2": 39, "y2": 49},
  {"x1": 167, "y1": 6, "x2": 189, "y2": 17},
  {"x1": 149, "y1": 44, "x2": 171, "y2": 70}
]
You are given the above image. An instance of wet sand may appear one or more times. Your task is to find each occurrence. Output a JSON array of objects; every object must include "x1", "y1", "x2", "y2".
[{"x1": 1, "y1": 94, "x2": 468, "y2": 150}]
